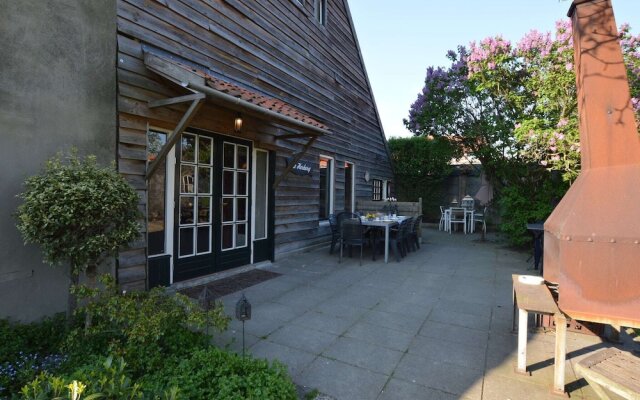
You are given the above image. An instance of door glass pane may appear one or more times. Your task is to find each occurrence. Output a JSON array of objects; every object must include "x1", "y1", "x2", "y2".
[
  {"x1": 236, "y1": 224, "x2": 247, "y2": 247},
  {"x1": 198, "y1": 136, "x2": 212, "y2": 165},
  {"x1": 222, "y1": 198, "x2": 234, "y2": 222},
  {"x1": 197, "y1": 226, "x2": 211, "y2": 254},
  {"x1": 237, "y1": 146, "x2": 248, "y2": 170},
  {"x1": 148, "y1": 131, "x2": 167, "y2": 255},
  {"x1": 179, "y1": 196, "x2": 195, "y2": 225},
  {"x1": 180, "y1": 165, "x2": 195, "y2": 194},
  {"x1": 254, "y1": 151, "x2": 267, "y2": 240},
  {"x1": 181, "y1": 134, "x2": 196, "y2": 162},
  {"x1": 222, "y1": 170, "x2": 234, "y2": 195},
  {"x1": 236, "y1": 172, "x2": 247, "y2": 195},
  {"x1": 236, "y1": 198, "x2": 247, "y2": 221},
  {"x1": 197, "y1": 197, "x2": 211, "y2": 223},
  {"x1": 198, "y1": 167, "x2": 212, "y2": 194},
  {"x1": 222, "y1": 225, "x2": 233, "y2": 249},
  {"x1": 179, "y1": 227, "x2": 194, "y2": 257},
  {"x1": 223, "y1": 143, "x2": 235, "y2": 168}
]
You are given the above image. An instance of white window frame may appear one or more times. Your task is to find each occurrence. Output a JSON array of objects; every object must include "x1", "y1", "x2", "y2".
[
  {"x1": 147, "y1": 126, "x2": 176, "y2": 284},
  {"x1": 319, "y1": 154, "x2": 335, "y2": 219},
  {"x1": 315, "y1": 0, "x2": 327, "y2": 25},
  {"x1": 372, "y1": 179, "x2": 383, "y2": 201},
  {"x1": 345, "y1": 161, "x2": 355, "y2": 212},
  {"x1": 252, "y1": 149, "x2": 269, "y2": 242},
  {"x1": 221, "y1": 142, "x2": 249, "y2": 252}
]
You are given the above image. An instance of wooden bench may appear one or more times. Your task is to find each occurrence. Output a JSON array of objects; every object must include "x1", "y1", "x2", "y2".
[{"x1": 575, "y1": 348, "x2": 640, "y2": 400}]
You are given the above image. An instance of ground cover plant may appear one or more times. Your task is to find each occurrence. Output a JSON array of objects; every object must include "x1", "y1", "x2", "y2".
[
  {"x1": 1, "y1": 277, "x2": 296, "y2": 399},
  {"x1": 405, "y1": 19, "x2": 640, "y2": 244}
]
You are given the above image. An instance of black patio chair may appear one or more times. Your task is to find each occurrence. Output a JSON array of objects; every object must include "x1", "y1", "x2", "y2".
[
  {"x1": 399, "y1": 217, "x2": 414, "y2": 256},
  {"x1": 408, "y1": 215, "x2": 423, "y2": 251},
  {"x1": 328, "y1": 213, "x2": 339, "y2": 254},
  {"x1": 374, "y1": 218, "x2": 410, "y2": 262},
  {"x1": 339, "y1": 216, "x2": 368, "y2": 266}
]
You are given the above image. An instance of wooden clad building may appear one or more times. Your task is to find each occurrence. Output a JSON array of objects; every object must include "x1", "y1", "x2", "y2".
[{"x1": 115, "y1": 0, "x2": 394, "y2": 289}]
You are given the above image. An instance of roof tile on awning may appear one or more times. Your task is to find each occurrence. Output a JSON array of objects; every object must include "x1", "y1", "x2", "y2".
[{"x1": 157, "y1": 56, "x2": 328, "y2": 130}]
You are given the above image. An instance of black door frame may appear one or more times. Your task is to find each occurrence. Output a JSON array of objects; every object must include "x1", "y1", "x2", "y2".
[{"x1": 172, "y1": 129, "x2": 253, "y2": 282}]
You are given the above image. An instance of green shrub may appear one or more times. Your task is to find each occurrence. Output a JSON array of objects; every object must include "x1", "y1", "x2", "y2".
[
  {"x1": 498, "y1": 177, "x2": 567, "y2": 246},
  {"x1": 388, "y1": 136, "x2": 457, "y2": 221},
  {"x1": 16, "y1": 150, "x2": 140, "y2": 276},
  {"x1": 65, "y1": 275, "x2": 229, "y2": 376},
  {"x1": 146, "y1": 348, "x2": 297, "y2": 400},
  {"x1": 0, "y1": 315, "x2": 69, "y2": 396}
]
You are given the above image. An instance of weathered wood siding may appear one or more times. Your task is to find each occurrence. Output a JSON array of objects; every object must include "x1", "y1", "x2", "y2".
[{"x1": 116, "y1": 0, "x2": 393, "y2": 285}]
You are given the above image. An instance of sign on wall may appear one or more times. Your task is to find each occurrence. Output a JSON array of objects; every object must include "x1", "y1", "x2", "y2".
[{"x1": 287, "y1": 158, "x2": 313, "y2": 176}]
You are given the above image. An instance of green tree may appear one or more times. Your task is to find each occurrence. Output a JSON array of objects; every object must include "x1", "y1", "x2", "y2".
[
  {"x1": 405, "y1": 20, "x2": 640, "y2": 244},
  {"x1": 16, "y1": 150, "x2": 140, "y2": 316},
  {"x1": 388, "y1": 136, "x2": 456, "y2": 220}
]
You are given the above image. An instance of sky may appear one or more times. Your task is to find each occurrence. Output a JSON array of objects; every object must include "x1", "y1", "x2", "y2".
[{"x1": 348, "y1": 0, "x2": 640, "y2": 138}]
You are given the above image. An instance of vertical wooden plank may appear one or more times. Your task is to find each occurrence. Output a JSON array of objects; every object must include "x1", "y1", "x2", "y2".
[
  {"x1": 553, "y1": 313, "x2": 568, "y2": 394},
  {"x1": 517, "y1": 309, "x2": 528, "y2": 374}
]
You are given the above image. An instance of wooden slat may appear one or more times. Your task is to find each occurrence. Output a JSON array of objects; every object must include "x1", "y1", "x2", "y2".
[{"x1": 114, "y1": 0, "x2": 396, "y2": 266}]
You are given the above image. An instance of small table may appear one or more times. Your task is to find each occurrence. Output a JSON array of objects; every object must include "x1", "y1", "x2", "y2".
[
  {"x1": 361, "y1": 216, "x2": 408, "y2": 263},
  {"x1": 512, "y1": 274, "x2": 568, "y2": 394}
]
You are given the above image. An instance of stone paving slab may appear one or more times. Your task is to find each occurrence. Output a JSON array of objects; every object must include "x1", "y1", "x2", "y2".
[
  {"x1": 297, "y1": 356, "x2": 388, "y2": 400},
  {"x1": 215, "y1": 228, "x2": 633, "y2": 399},
  {"x1": 322, "y1": 336, "x2": 404, "y2": 375}
]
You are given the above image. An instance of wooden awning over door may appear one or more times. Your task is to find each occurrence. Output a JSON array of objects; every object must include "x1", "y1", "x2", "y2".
[{"x1": 142, "y1": 52, "x2": 330, "y2": 188}]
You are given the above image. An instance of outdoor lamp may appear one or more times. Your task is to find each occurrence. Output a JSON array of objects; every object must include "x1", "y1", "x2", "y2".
[
  {"x1": 234, "y1": 113, "x2": 243, "y2": 133},
  {"x1": 235, "y1": 293, "x2": 252, "y2": 358},
  {"x1": 235, "y1": 293, "x2": 252, "y2": 321}
]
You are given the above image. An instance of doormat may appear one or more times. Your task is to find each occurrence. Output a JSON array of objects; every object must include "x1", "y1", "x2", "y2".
[{"x1": 181, "y1": 269, "x2": 281, "y2": 300}]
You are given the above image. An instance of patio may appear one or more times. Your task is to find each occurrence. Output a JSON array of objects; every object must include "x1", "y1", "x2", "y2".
[{"x1": 211, "y1": 228, "x2": 633, "y2": 400}]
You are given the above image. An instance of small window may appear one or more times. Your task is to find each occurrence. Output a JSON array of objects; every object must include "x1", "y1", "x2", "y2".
[
  {"x1": 319, "y1": 156, "x2": 334, "y2": 219},
  {"x1": 315, "y1": 0, "x2": 327, "y2": 25},
  {"x1": 372, "y1": 179, "x2": 383, "y2": 201}
]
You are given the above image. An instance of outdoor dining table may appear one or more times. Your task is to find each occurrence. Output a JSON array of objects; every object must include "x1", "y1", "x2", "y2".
[{"x1": 360, "y1": 215, "x2": 409, "y2": 263}]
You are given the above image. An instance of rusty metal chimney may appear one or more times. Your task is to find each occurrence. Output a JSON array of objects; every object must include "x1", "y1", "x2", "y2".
[{"x1": 543, "y1": 0, "x2": 640, "y2": 327}]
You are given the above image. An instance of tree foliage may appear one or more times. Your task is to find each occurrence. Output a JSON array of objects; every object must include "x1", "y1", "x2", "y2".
[
  {"x1": 405, "y1": 19, "x2": 640, "y2": 244},
  {"x1": 16, "y1": 150, "x2": 140, "y2": 274}
]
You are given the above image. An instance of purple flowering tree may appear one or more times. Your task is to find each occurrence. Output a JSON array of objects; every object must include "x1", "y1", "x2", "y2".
[
  {"x1": 404, "y1": 46, "x2": 526, "y2": 189},
  {"x1": 406, "y1": 19, "x2": 640, "y2": 186},
  {"x1": 406, "y1": 19, "x2": 640, "y2": 244}
]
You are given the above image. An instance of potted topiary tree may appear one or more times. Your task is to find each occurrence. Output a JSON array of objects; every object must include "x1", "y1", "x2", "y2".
[{"x1": 15, "y1": 149, "x2": 140, "y2": 318}]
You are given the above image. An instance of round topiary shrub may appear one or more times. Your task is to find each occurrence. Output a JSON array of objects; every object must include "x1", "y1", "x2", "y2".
[
  {"x1": 16, "y1": 150, "x2": 140, "y2": 273},
  {"x1": 15, "y1": 150, "x2": 140, "y2": 313}
]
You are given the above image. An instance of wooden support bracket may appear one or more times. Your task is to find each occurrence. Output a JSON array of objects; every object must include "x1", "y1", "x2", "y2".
[
  {"x1": 146, "y1": 97, "x2": 204, "y2": 180},
  {"x1": 148, "y1": 93, "x2": 205, "y2": 108},
  {"x1": 276, "y1": 132, "x2": 320, "y2": 140}
]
